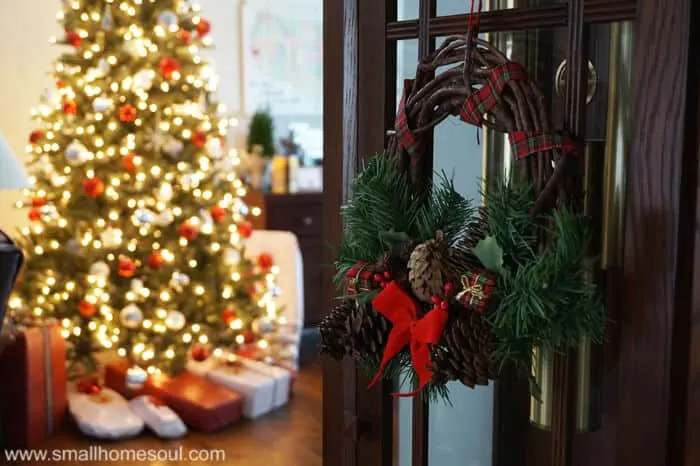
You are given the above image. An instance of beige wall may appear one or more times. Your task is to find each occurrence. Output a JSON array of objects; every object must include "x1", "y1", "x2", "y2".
[{"x1": 0, "y1": 0, "x2": 245, "y2": 232}]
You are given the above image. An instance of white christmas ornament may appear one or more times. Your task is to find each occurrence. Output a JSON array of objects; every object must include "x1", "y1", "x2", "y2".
[
  {"x1": 86, "y1": 59, "x2": 110, "y2": 81},
  {"x1": 223, "y1": 248, "x2": 241, "y2": 265},
  {"x1": 252, "y1": 317, "x2": 275, "y2": 334},
  {"x1": 205, "y1": 136, "x2": 223, "y2": 159},
  {"x1": 101, "y1": 5, "x2": 115, "y2": 29},
  {"x1": 169, "y1": 271, "x2": 190, "y2": 291},
  {"x1": 157, "y1": 10, "x2": 179, "y2": 31},
  {"x1": 165, "y1": 310, "x2": 186, "y2": 331},
  {"x1": 92, "y1": 96, "x2": 113, "y2": 113},
  {"x1": 89, "y1": 261, "x2": 110, "y2": 279},
  {"x1": 156, "y1": 183, "x2": 174, "y2": 202},
  {"x1": 132, "y1": 208, "x2": 156, "y2": 226},
  {"x1": 100, "y1": 227, "x2": 122, "y2": 248},
  {"x1": 132, "y1": 69, "x2": 155, "y2": 92},
  {"x1": 200, "y1": 64, "x2": 219, "y2": 91},
  {"x1": 41, "y1": 87, "x2": 62, "y2": 107},
  {"x1": 39, "y1": 204, "x2": 58, "y2": 220},
  {"x1": 126, "y1": 365, "x2": 148, "y2": 390},
  {"x1": 131, "y1": 279, "x2": 145, "y2": 293},
  {"x1": 65, "y1": 140, "x2": 90, "y2": 166},
  {"x1": 123, "y1": 38, "x2": 148, "y2": 58},
  {"x1": 120, "y1": 304, "x2": 144, "y2": 329},
  {"x1": 68, "y1": 388, "x2": 144, "y2": 440},
  {"x1": 163, "y1": 137, "x2": 184, "y2": 158},
  {"x1": 129, "y1": 396, "x2": 187, "y2": 439},
  {"x1": 154, "y1": 210, "x2": 174, "y2": 227}
]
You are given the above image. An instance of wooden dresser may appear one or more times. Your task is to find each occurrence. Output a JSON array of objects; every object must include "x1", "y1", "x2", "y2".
[{"x1": 264, "y1": 193, "x2": 324, "y2": 327}]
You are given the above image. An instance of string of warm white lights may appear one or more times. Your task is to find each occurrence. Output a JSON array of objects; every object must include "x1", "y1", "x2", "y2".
[{"x1": 9, "y1": 0, "x2": 294, "y2": 376}]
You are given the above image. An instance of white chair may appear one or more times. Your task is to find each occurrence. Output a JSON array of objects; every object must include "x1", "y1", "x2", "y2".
[{"x1": 243, "y1": 230, "x2": 304, "y2": 368}]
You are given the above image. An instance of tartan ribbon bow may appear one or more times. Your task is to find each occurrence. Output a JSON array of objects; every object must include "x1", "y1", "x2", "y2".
[
  {"x1": 395, "y1": 79, "x2": 420, "y2": 161},
  {"x1": 460, "y1": 62, "x2": 526, "y2": 125},
  {"x1": 368, "y1": 282, "x2": 449, "y2": 397},
  {"x1": 456, "y1": 274, "x2": 485, "y2": 301},
  {"x1": 508, "y1": 131, "x2": 578, "y2": 159}
]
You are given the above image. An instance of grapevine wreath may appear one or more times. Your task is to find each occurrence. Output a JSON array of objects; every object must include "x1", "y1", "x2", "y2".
[{"x1": 319, "y1": 31, "x2": 606, "y2": 400}]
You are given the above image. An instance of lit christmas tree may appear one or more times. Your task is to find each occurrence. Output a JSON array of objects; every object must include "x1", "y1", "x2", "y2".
[{"x1": 10, "y1": 0, "x2": 290, "y2": 376}]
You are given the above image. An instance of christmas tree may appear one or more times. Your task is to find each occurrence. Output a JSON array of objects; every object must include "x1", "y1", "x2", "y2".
[{"x1": 10, "y1": 0, "x2": 290, "y2": 376}]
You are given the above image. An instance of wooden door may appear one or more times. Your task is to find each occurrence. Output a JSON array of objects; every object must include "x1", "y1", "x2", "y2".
[{"x1": 322, "y1": 1, "x2": 700, "y2": 466}]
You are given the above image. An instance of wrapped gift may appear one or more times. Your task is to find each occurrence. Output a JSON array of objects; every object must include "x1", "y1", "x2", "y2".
[
  {"x1": 0, "y1": 324, "x2": 67, "y2": 447},
  {"x1": 104, "y1": 362, "x2": 242, "y2": 432},
  {"x1": 187, "y1": 355, "x2": 290, "y2": 419},
  {"x1": 68, "y1": 383, "x2": 144, "y2": 440}
]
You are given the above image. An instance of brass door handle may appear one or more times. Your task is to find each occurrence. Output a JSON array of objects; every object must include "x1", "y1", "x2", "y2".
[{"x1": 555, "y1": 59, "x2": 598, "y2": 104}]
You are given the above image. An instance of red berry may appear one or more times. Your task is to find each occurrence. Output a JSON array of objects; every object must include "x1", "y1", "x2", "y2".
[{"x1": 119, "y1": 104, "x2": 137, "y2": 122}]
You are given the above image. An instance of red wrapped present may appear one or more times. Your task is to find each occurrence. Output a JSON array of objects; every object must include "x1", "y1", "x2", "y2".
[
  {"x1": 104, "y1": 361, "x2": 243, "y2": 432},
  {"x1": 0, "y1": 324, "x2": 68, "y2": 447},
  {"x1": 345, "y1": 261, "x2": 389, "y2": 294},
  {"x1": 455, "y1": 271, "x2": 496, "y2": 313}
]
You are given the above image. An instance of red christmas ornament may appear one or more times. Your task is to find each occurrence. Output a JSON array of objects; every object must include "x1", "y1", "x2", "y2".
[
  {"x1": 66, "y1": 30, "x2": 82, "y2": 47},
  {"x1": 32, "y1": 196, "x2": 48, "y2": 208},
  {"x1": 238, "y1": 221, "x2": 253, "y2": 239},
  {"x1": 29, "y1": 130, "x2": 44, "y2": 144},
  {"x1": 82, "y1": 177, "x2": 105, "y2": 198},
  {"x1": 178, "y1": 222, "x2": 198, "y2": 241},
  {"x1": 28, "y1": 207, "x2": 42, "y2": 222},
  {"x1": 147, "y1": 251, "x2": 165, "y2": 269},
  {"x1": 256, "y1": 252, "x2": 274, "y2": 270},
  {"x1": 78, "y1": 299, "x2": 97, "y2": 317},
  {"x1": 122, "y1": 153, "x2": 137, "y2": 172},
  {"x1": 77, "y1": 378, "x2": 102, "y2": 395},
  {"x1": 243, "y1": 330, "x2": 255, "y2": 344},
  {"x1": 62, "y1": 99, "x2": 78, "y2": 115},
  {"x1": 195, "y1": 19, "x2": 211, "y2": 36},
  {"x1": 210, "y1": 206, "x2": 226, "y2": 223},
  {"x1": 222, "y1": 307, "x2": 237, "y2": 325},
  {"x1": 159, "y1": 57, "x2": 181, "y2": 79},
  {"x1": 56, "y1": 79, "x2": 67, "y2": 89},
  {"x1": 190, "y1": 130, "x2": 207, "y2": 149},
  {"x1": 177, "y1": 29, "x2": 192, "y2": 45},
  {"x1": 191, "y1": 345, "x2": 210, "y2": 362},
  {"x1": 119, "y1": 104, "x2": 137, "y2": 122},
  {"x1": 118, "y1": 258, "x2": 137, "y2": 278}
]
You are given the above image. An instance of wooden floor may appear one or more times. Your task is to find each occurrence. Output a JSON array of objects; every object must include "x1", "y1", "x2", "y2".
[{"x1": 24, "y1": 361, "x2": 322, "y2": 466}]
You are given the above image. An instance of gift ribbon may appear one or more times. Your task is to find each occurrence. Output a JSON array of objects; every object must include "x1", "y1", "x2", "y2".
[
  {"x1": 456, "y1": 274, "x2": 486, "y2": 302},
  {"x1": 368, "y1": 282, "x2": 448, "y2": 397},
  {"x1": 223, "y1": 358, "x2": 279, "y2": 413}
]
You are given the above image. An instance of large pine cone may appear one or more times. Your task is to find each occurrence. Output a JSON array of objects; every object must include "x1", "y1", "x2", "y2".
[
  {"x1": 319, "y1": 302, "x2": 354, "y2": 360},
  {"x1": 348, "y1": 304, "x2": 391, "y2": 361},
  {"x1": 408, "y1": 231, "x2": 449, "y2": 303},
  {"x1": 319, "y1": 301, "x2": 392, "y2": 362},
  {"x1": 431, "y1": 310, "x2": 498, "y2": 388}
]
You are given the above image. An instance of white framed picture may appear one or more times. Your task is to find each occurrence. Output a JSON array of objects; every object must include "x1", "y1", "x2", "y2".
[{"x1": 241, "y1": 0, "x2": 323, "y2": 116}]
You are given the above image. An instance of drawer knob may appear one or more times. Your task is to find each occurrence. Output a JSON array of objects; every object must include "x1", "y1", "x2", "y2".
[{"x1": 302, "y1": 216, "x2": 313, "y2": 226}]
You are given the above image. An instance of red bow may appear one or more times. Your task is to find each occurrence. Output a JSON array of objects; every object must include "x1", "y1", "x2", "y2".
[
  {"x1": 368, "y1": 282, "x2": 449, "y2": 396},
  {"x1": 77, "y1": 378, "x2": 102, "y2": 395}
]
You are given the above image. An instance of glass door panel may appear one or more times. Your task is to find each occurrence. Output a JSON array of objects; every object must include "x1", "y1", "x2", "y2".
[
  {"x1": 437, "y1": 0, "x2": 562, "y2": 16},
  {"x1": 397, "y1": 0, "x2": 420, "y2": 20},
  {"x1": 428, "y1": 27, "x2": 564, "y2": 466}
]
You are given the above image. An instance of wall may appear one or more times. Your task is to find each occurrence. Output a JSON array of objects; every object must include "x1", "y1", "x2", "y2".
[{"x1": 0, "y1": 0, "x2": 320, "y2": 232}]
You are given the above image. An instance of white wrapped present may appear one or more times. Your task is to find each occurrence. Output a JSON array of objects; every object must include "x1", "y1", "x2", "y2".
[
  {"x1": 68, "y1": 386, "x2": 143, "y2": 440},
  {"x1": 129, "y1": 395, "x2": 187, "y2": 439},
  {"x1": 238, "y1": 358, "x2": 290, "y2": 409},
  {"x1": 208, "y1": 364, "x2": 275, "y2": 419}
]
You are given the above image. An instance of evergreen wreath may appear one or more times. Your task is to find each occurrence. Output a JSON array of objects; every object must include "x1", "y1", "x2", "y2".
[{"x1": 319, "y1": 31, "x2": 606, "y2": 401}]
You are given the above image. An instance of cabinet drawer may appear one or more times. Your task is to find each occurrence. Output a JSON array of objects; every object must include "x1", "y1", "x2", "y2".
[{"x1": 266, "y1": 194, "x2": 322, "y2": 237}]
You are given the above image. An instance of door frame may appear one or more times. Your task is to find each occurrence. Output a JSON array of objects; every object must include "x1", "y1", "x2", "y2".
[{"x1": 322, "y1": 1, "x2": 700, "y2": 465}]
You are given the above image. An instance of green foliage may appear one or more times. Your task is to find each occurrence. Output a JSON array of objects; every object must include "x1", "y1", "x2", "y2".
[{"x1": 246, "y1": 109, "x2": 276, "y2": 157}]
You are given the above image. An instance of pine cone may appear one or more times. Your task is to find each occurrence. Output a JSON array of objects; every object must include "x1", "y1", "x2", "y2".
[
  {"x1": 408, "y1": 231, "x2": 449, "y2": 303},
  {"x1": 348, "y1": 304, "x2": 391, "y2": 361},
  {"x1": 319, "y1": 302, "x2": 354, "y2": 360},
  {"x1": 431, "y1": 310, "x2": 497, "y2": 388}
]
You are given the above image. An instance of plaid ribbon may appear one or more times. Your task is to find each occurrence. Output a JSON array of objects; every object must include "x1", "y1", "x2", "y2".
[
  {"x1": 508, "y1": 131, "x2": 578, "y2": 159},
  {"x1": 395, "y1": 79, "x2": 419, "y2": 160},
  {"x1": 460, "y1": 62, "x2": 526, "y2": 125}
]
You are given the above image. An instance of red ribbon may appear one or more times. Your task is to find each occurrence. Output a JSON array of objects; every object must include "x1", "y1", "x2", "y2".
[
  {"x1": 368, "y1": 282, "x2": 448, "y2": 397},
  {"x1": 77, "y1": 378, "x2": 102, "y2": 395}
]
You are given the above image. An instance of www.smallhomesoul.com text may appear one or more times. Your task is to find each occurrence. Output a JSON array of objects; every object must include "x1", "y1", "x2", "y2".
[{"x1": 3, "y1": 445, "x2": 227, "y2": 462}]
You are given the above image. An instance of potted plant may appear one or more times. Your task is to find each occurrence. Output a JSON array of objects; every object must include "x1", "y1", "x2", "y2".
[{"x1": 246, "y1": 109, "x2": 275, "y2": 190}]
